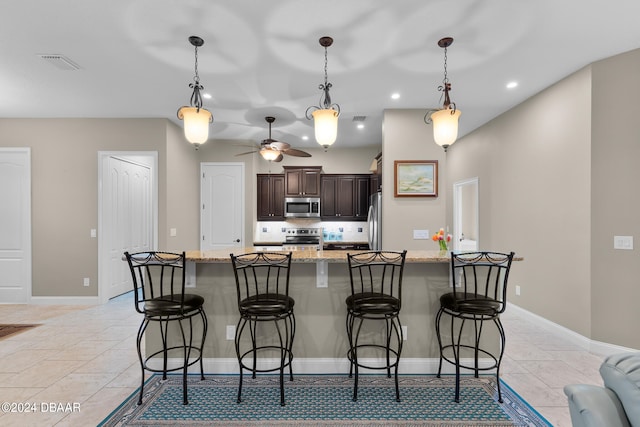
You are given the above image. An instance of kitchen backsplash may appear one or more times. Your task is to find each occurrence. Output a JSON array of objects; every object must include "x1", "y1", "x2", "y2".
[{"x1": 254, "y1": 220, "x2": 368, "y2": 244}]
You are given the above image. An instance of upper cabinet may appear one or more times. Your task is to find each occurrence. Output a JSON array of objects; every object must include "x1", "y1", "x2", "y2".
[
  {"x1": 283, "y1": 166, "x2": 322, "y2": 197},
  {"x1": 321, "y1": 174, "x2": 371, "y2": 221},
  {"x1": 257, "y1": 174, "x2": 285, "y2": 221}
]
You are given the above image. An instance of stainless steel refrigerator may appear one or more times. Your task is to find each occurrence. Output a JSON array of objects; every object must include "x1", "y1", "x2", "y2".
[{"x1": 367, "y1": 192, "x2": 382, "y2": 250}]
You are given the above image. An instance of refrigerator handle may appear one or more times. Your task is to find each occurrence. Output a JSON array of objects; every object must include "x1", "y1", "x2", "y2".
[{"x1": 367, "y1": 204, "x2": 374, "y2": 249}]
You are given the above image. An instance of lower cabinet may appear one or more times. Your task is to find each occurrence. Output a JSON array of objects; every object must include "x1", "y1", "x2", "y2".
[{"x1": 321, "y1": 174, "x2": 370, "y2": 221}]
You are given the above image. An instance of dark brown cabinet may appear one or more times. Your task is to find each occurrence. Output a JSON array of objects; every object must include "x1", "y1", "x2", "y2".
[
  {"x1": 283, "y1": 166, "x2": 322, "y2": 197},
  {"x1": 257, "y1": 174, "x2": 285, "y2": 220},
  {"x1": 321, "y1": 174, "x2": 371, "y2": 221}
]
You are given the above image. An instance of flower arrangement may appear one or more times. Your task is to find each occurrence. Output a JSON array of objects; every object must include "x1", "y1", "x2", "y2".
[{"x1": 432, "y1": 228, "x2": 452, "y2": 251}]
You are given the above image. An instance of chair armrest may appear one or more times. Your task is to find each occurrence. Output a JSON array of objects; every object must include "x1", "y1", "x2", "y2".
[{"x1": 564, "y1": 384, "x2": 631, "y2": 427}]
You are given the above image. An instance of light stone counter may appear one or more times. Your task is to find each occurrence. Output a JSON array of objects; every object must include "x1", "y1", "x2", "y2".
[{"x1": 186, "y1": 248, "x2": 452, "y2": 263}]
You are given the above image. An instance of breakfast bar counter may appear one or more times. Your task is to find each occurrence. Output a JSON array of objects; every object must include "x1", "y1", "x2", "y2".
[{"x1": 170, "y1": 248, "x2": 505, "y2": 374}]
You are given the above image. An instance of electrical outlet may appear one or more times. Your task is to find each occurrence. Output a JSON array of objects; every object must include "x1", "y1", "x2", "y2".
[
  {"x1": 515, "y1": 285, "x2": 521, "y2": 296},
  {"x1": 413, "y1": 230, "x2": 429, "y2": 239},
  {"x1": 402, "y1": 325, "x2": 408, "y2": 341},
  {"x1": 83, "y1": 277, "x2": 90, "y2": 287},
  {"x1": 226, "y1": 325, "x2": 235, "y2": 340}
]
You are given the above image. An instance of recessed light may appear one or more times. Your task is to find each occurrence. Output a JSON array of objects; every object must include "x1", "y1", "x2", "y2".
[
  {"x1": 506, "y1": 81, "x2": 518, "y2": 89},
  {"x1": 203, "y1": 93, "x2": 212, "y2": 99},
  {"x1": 302, "y1": 135, "x2": 309, "y2": 141},
  {"x1": 391, "y1": 92, "x2": 400, "y2": 100},
  {"x1": 357, "y1": 123, "x2": 365, "y2": 129}
]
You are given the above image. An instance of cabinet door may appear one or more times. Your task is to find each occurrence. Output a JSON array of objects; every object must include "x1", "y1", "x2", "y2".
[
  {"x1": 320, "y1": 175, "x2": 338, "y2": 217},
  {"x1": 284, "y1": 169, "x2": 302, "y2": 197},
  {"x1": 337, "y1": 175, "x2": 355, "y2": 218},
  {"x1": 355, "y1": 176, "x2": 370, "y2": 219},
  {"x1": 284, "y1": 167, "x2": 321, "y2": 196},
  {"x1": 302, "y1": 169, "x2": 321, "y2": 196},
  {"x1": 257, "y1": 174, "x2": 285, "y2": 220},
  {"x1": 271, "y1": 175, "x2": 285, "y2": 218}
]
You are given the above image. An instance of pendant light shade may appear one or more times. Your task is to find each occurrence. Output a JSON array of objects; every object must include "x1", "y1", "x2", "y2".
[
  {"x1": 177, "y1": 36, "x2": 213, "y2": 149},
  {"x1": 431, "y1": 108, "x2": 461, "y2": 148},
  {"x1": 424, "y1": 37, "x2": 461, "y2": 152},
  {"x1": 311, "y1": 108, "x2": 339, "y2": 148},
  {"x1": 306, "y1": 36, "x2": 340, "y2": 150},
  {"x1": 177, "y1": 106, "x2": 212, "y2": 145}
]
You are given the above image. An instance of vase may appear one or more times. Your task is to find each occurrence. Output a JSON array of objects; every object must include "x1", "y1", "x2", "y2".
[{"x1": 438, "y1": 240, "x2": 448, "y2": 251}]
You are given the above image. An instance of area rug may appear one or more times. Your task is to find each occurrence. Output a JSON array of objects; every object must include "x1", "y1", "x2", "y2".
[
  {"x1": 0, "y1": 324, "x2": 39, "y2": 340},
  {"x1": 99, "y1": 374, "x2": 551, "y2": 427}
]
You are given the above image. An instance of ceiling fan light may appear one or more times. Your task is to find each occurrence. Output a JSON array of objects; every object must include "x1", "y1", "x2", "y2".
[
  {"x1": 260, "y1": 146, "x2": 280, "y2": 161},
  {"x1": 431, "y1": 108, "x2": 461, "y2": 149},
  {"x1": 312, "y1": 108, "x2": 339, "y2": 148},
  {"x1": 178, "y1": 106, "x2": 212, "y2": 145}
]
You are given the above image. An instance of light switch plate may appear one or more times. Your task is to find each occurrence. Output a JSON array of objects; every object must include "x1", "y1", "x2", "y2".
[
  {"x1": 614, "y1": 235, "x2": 633, "y2": 250},
  {"x1": 413, "y1": 229, "x2": 429, "y2": 239}
]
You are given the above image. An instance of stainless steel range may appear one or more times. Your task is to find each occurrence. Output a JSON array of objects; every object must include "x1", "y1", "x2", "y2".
[{"x1": 282, "y1": 227, "x2": 323, "y2": 251}]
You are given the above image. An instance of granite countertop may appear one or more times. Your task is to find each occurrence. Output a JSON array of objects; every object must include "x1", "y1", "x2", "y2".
[{"x1": 186, "y1": 248, "x2": 454, "y2": 263}]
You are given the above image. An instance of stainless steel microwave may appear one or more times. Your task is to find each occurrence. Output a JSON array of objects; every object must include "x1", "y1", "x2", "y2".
[{"x1": 284, "y1": 197, "x2": 320, "y2": 218}]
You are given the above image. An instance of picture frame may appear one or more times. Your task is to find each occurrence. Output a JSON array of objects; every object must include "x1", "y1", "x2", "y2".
[{"x1": 394, "y1": 160, "x2": 438, "y2": 197}]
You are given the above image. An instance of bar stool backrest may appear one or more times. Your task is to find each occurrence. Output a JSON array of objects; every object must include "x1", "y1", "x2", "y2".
[
  {"x1": 347, "y1": 251, "x2": 407, "y2": 300},
  {"x1": 450, "y1": 251, "x2": 515, "y2": 314},
  {"x1": 230, "y1": 252, "x2": 293, "y2": 302},
  {"x1": 125, "y1": 251, "x2": 186, "y2": 314}
]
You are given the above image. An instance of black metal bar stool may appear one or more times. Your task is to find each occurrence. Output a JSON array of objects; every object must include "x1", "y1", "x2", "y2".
[
  {"x1": 346, "y1": 250, "x2": 407, "y2": 402},
  {"x1": 125, "y1": 251, "x2": 208, "y2": 405},
  {"x1": 230, "y1": 252, "x2": 295, "y2": 406},
  {"x1": 435, "y1": 251, "x2": 514, "y2": 402}
]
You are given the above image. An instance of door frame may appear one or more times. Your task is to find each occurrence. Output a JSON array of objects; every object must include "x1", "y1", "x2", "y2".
[
  {"x1": 97, "y1": 151, "x2": 158, "y2": 304},
  {"x1": 0, "y1": 147, "x2": 31, "y2": 303},
  {"x1": 452, "y1": 177, "x2": 479, "y2": 251}
]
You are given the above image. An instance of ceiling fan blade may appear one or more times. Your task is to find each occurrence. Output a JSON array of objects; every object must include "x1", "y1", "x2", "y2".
[
  {"x1": 273, "y1": 153, "x2": 284, "y2": 162},
  {"x1": 268, "y1": 140, "x2": 291, "y2": 151},
  {"x1": 282, "y1": 148, "x2": 312, "y2": 157},
  {"x1": 234, "y1": 150, "x2": 258, "y2": 156}
]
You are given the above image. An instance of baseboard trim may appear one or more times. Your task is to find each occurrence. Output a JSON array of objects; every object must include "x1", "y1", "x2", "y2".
[
  {"x1": 29, "y1": 296, "x2": 99, "y2": 305},
  {"x1": 508, "y1": 303, "x2": 638, "y2": 356},
  {"x1": 157, "y1": 357, "x2": 495, "y2": 375}
]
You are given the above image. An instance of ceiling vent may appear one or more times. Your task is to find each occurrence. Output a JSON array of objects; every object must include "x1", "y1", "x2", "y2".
[
  {"x1": 37, "y1": 54, "x2": 81, "y2": 71},
  {"x1": 352, "y1": 115, "x2": 366, "y2": 122}
]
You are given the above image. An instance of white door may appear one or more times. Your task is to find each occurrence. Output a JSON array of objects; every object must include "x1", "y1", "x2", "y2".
[
  {"x1": 201, "y1": 163, "x2": 244, "y2": 251},
  {"x1": 99, "y1": 153, "x2": 156, "y2": 302},
  {"x1": 453, "y1": 177, "x2": 479, "y2": 251},
  {"x1": 0, "y1": 148, "x2": 31, "y2": 303}
]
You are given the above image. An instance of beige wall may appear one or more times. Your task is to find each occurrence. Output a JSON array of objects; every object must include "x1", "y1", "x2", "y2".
[
  {"x1": 447, "y1": 68, "x2": 593, "y2": 338},
  {"x1": 441, "y1": 47, "x2": 640, "y2": 350},
  {"x1": 590, "y1": 48, "x2": 640, "y2": 346},
  {"x1": 0, "y1": 118, "x2": 171, "y2": 297},
  {"x1": 381, "y1": 109, "x2": 447, "y2": 251}
]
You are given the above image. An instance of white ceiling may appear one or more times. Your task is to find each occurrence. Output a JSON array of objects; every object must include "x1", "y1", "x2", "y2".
[{"x1": 2, "y1": 0, "x2": 640, "y2": 150}]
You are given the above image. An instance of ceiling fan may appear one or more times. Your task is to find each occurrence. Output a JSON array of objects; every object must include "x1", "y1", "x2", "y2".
[{"x1": 236, "y1": 116, "x2": 312, "y2": 162}]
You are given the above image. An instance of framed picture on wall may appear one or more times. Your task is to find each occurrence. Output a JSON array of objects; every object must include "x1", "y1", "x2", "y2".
[{"x1": 394, "y1": 160, "x2": 438, "y2": 197}]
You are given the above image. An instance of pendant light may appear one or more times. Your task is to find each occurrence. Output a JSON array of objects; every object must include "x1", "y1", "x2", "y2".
[
  {"x1": 305, "y1": 36, "x2": 340, "y2": 150},
  {"x1": 424, "y1": 37, "x2": 461, "y2": 152},
  {"x1": 177, "y1": 36, "x2": 213, "y2": 149}
]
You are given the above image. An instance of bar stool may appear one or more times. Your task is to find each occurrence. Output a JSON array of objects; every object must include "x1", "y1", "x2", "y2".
[
  {"x1": 346, "y1": 250, "x2": 407, "y2": 402},
  {"x1": 230, "y1": 252, "x2": 295, "y2": 406},
  {"x1": 435, "y1": 251, "x2": 514, "y2": 403},
  {"x1": 125, "y1": 251, "x2": 208, "y2": 405}
]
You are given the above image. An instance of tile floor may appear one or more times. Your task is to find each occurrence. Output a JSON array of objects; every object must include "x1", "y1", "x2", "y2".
[{"x1": 0, "y1": 293, "x2": 605, "y2": 426}]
